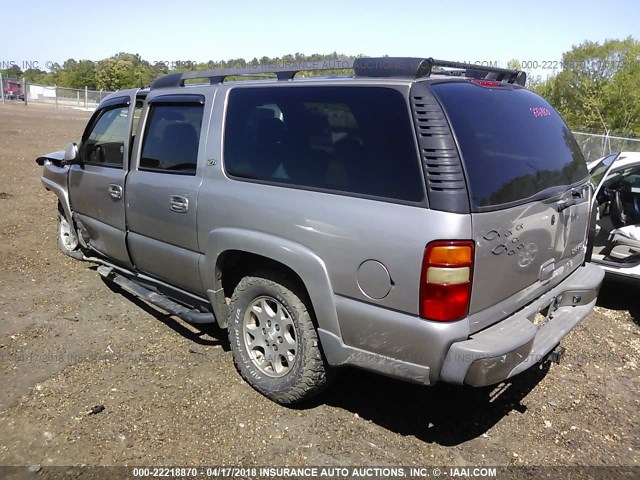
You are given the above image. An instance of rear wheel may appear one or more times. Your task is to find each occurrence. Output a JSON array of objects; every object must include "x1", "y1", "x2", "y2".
[
  {"x1": 227, "y1": 270, "x2": 331, "y2": 404},
  {"x1": 57, "y1": 211, "x2": 83, "y2": 260}
]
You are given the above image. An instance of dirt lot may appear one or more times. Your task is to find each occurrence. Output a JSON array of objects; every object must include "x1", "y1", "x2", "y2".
[{"x1": 0, "y1": 102, "x2": 639, "y2": 471}]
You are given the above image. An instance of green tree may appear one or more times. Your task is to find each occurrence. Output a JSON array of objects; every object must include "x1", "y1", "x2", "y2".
[
  {"x1": 0, "y1": 64, "x2": 23, "y2": 79},
  {"x1": 22, "y1": 68, "x2": 48, "y2": 83},
  {"x1": 94, "y1": 53, "x2": 157, "y2": 90},
  {"x1": 537, "y1": 37, "x2": 640, "y2": 136},
  {"x1": 506, "y1": 59, "x2": 521, "y2": 70},
  {"x1": 56, "y1": 59, "x2": 97, "y2": 89}
]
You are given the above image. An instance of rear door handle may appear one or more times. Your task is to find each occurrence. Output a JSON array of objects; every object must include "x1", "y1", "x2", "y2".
[
  {"x1": 170, "y1": 195, "x2": 189, "y2": 213},
  {"x1": 108, "y1": 184, "x2": 123, "y2": 200}
]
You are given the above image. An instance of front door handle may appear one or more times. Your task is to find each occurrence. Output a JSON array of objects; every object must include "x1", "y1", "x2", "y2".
[
  {"x1": 108, "y1": 184, "x2": 123, "y2": 200},
  {"x1": 170, "y1": 195, "x2": 189, "y2": 213}
]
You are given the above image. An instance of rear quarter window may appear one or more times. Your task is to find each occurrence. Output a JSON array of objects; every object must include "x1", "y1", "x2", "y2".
[
  {"x1": 431, "y1": 82, "x2": 588, "y2": 208},
  {"x1": 223, "y1": 86, "x2": 425, "y2": 203}
]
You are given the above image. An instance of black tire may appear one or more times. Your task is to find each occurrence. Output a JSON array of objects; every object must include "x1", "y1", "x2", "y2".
[
  {"x1": 228, "y1": 270, "x2": 332, "y2": 404},
  {"x1": 57, "y1": 211, "x2": 84, "y2": 260}
]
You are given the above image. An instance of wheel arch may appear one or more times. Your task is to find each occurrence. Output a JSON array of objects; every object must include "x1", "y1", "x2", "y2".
[{"x1": 201, "y1": 228, "x2": 341, "y2": 338}]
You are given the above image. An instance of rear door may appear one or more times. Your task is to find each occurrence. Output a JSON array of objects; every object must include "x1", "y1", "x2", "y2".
[
  {"x1": 431, "y1": 82, "x2": 590, "y2": 328},
  {"x1": 68, "y1": 91, "x2": 138, "y2": 267},
  {"x1": 125, "y1": 93, "x2": 209, "y2": 294}
]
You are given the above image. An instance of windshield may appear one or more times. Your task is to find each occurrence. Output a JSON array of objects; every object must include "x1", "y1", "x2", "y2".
[
  {"x1": 589, "y1": 153, "x2": 618, "y2": 187},
  {"x1": 432, "y1": 82, "x2": 588, "y2": 208}
]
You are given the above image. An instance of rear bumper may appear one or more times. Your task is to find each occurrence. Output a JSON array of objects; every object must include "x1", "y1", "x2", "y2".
[
  {"x1": 321, "y1": 262, "x2": 603, "y2": 386},
  {"x1": 440, "y1": 262, "x2": 604, "y2": 386}
]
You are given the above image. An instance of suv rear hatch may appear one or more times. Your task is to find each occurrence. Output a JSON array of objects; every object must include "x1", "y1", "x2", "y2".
[{"x1": 430, "y1": 81, "x2": 590, "y2": 332}]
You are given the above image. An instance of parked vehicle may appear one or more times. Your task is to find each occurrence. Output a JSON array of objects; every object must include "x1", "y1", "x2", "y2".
[
  {"x1": 588, "y1": 151, "x2": 640, "y2": 283},
  {"x1": 3, "y1": 79, "x2": 24, "y2": 100},
  {"x1": 35, "y1": 57, "x2": 604, "y2": 404}
]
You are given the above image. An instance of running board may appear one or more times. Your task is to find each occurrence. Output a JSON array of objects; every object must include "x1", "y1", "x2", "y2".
[{"x1": 97, "y1": 266, "x2": 216, "y2": 324}]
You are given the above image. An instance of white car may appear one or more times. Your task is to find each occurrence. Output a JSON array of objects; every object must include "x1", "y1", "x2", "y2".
[{"x1": 588, "y1": 151, "x2": 640, "y2": 283}]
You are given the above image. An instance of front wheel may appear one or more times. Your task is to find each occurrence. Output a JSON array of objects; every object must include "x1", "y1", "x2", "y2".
[
  {"x1": 228, "y1": 271, "x2": 332, "y2": 404},
  {"x1": 57, "y1": 212, "x2": 83, "y2": 260}
]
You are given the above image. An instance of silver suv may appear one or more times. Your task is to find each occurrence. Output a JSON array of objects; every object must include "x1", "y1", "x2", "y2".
[{"x1": 36, "y1": 57, "x2": 604, "y2": 404}]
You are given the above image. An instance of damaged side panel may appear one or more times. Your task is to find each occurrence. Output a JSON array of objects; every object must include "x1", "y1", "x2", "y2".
[{"x1": 38, "y1": 151, "x2": 73, "y2": 226}]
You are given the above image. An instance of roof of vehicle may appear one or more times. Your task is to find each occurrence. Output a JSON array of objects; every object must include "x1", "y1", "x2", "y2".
[
  {"x1": 97, "y1": 57, "x2": 528, "y2": 109},
  {"x1": 587, "y1": 152, "x2": 640, "y2": 172},
  {"x1": 616, "y1": 151, "x2": 640, "y2": 164},
  {"x1": 613, "y1": 152, "x2": 640, "y2": 171}
]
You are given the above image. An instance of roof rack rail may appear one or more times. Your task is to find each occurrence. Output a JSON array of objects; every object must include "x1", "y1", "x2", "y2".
[
  {"x1": 151, "y1": 59, "x2": 355, "y2": 89},
  {"x1": 151, "y1": 56, "x2": 526, "y2": 89},
  {"x1": 353, "y1": 57, "x2": 526, "y2": 86}
]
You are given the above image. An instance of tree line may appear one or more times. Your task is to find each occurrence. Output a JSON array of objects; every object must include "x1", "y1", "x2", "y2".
[
  {"x1": 2, "y1": 38, "x2": 638, "y2": 136},
  {"x1": 514, "y1": 37, "x2": 639, "y2": 137},
  {"x1": 0, "y1": 52, "x2": 354, "y2": 91}
]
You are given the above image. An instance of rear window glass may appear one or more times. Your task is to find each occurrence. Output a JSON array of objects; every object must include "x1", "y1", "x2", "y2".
[
  {"x1": 432, "y1": 82, "x2": 588, "y2": 208},
  {"x1": 223, "y1": 86, "x2": 424, "y2": 202}
]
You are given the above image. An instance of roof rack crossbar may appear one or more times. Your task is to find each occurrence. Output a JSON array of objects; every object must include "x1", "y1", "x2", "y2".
[{"x1": 151, "y1": 60, "x2": 355, "y2": 89}]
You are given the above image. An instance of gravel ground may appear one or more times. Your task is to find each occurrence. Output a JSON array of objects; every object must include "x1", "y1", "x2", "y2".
[{"x1": 0, "y1": 102, "x2": 638, "y2": 471}]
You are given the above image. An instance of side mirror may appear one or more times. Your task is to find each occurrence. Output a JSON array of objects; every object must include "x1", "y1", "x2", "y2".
[{"x1": 62, "y1": 142, "x2": 80, "y2": 166}]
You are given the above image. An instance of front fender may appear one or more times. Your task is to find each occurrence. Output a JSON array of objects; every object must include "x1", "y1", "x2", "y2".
[
  {"x1": 35, "y1": 149, "x2": 65, "y2": 166},
  {"x1": 37, "y1": 152, "x2": 72, "y2": 226},
  {"x1": 200, "y1": 228, "x2": 341, "y2": 338}
]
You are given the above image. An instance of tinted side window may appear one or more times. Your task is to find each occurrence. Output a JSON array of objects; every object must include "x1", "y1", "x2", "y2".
[
  {"x1": 432, "y1": 82, "x2": 588, "y2": 208},
  {"x1": 139, "y1": 104, "x2": 204, "y2": 175},
  {"x1": 224, "y1": 87, "x2": 424, "y2": 202},
  {"x1": 83, "y1": 105, "x2": 129, "y2": 167}
]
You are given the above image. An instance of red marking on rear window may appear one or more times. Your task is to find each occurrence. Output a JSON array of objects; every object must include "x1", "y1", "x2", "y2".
[{"x1": 530, "y1": 107, "x2": 551, "y2": 118}]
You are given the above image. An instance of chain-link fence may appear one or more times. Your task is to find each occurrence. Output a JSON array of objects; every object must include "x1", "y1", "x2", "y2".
[
  {"x1": 573, "y1": 132, "x2": 640, "y2": 163},
  {"x1": 25, "y1": 83, "x2": 113, "y2": 109},
  {"x1": 10, "y1": 85, "x2": 640, "y2": 158}
]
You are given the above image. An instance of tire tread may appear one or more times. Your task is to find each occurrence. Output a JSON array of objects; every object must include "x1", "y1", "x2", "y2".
[{"x1": 228, "y1": 269, "x2": 331, "y2": 405}]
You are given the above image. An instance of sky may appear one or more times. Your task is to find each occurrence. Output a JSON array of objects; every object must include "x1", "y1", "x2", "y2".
[{"x1": 2, "y1": 0, "x2": 638, "y2": 77}]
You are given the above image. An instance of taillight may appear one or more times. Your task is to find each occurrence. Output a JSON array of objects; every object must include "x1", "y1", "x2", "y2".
[{"x1": 420, "y1": 240, "x2": 474, "y2": 321}]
